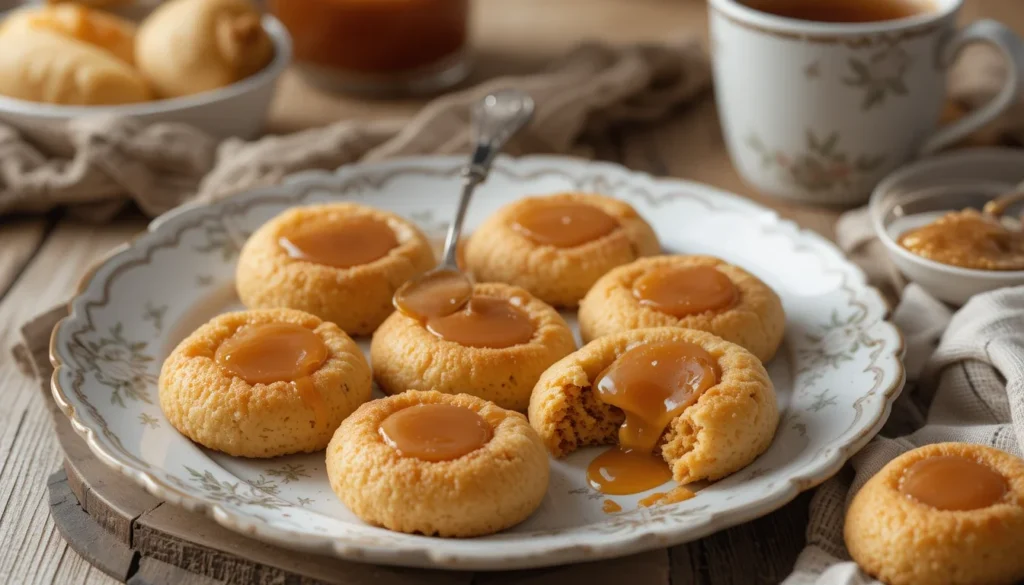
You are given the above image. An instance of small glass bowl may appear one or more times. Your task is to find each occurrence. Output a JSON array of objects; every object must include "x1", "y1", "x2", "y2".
[{"x1": 870, "y1": 148, "x2": 1024, "y2": 305}]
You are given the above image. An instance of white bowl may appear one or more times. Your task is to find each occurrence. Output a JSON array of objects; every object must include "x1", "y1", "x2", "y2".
[
  {"x1": 870, "y1": 148, "x2": 1024, "y2": 306},
  {"x1": 0, "y1": 14, "x2": 292, "y2": 139}
]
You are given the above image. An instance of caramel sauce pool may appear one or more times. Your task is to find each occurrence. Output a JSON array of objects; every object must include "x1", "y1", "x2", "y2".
[
  {"x1": 393, "y1": 269, "x2": 473, "y2": 321},
  {"x1": 587, "y1": 340, "x2": 719, "y2": 495},
  {"x1": 897, "y1": 209, "x2": 1024, "y2": 271},
  {"x1": 215, "y1": 323, "x2": 329, "y2": 428},
  {"x1": 426, "y1": 296, "x2": 535, "y2": 349},
  {"x1": 899, "y1": 455, "x2": 1008, "y2": 511},
  {"x1": 633, "y1": 266, "x2": 738, "y2": 317},
  {"x1": 279, "y1": 216, "x2": 399, "y2": 268},
  {"x1": 512, "y1": 202, "x2": 619, "y2": 248},
  {"x1": 379, "y1": 403, "x2": 493, "y2": 461}
]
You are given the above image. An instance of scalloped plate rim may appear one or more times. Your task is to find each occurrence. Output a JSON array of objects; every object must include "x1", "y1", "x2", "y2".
[{"x1": 49, "y1": 154, "x2": 906, "y2": 570}]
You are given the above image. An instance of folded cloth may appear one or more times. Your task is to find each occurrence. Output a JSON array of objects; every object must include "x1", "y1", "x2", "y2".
[
  {"x1": 0, "y1": 41, "x2": 711, "y2": 222},
  {"x1": 783, "y1": 207, "x2": 1024, "y2": 585}
]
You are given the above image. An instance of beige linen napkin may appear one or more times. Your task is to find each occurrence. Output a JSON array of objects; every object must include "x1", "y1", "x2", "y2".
[
  {"x1": 783, "y1": 208, "x2": 1024, "y2": 585},
  {"x1": 0, "y1": 41, "x2": 710, "y2": 222}
]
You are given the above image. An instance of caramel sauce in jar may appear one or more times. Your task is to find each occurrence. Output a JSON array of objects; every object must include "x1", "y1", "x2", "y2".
[
  {"x1": 393, "y1": 268, "x2": 473, "y2": 321},
  {"x1": 586, "y1": 340, "x2": 719, "y2": 495},
  {"x1": 899, "y1": 455, "x2": 1008, "y2": 511},
  {"x1": 269, "y1": 0, "x2": 468, "y2": 74},
  {"x1": 279, "y1": 216, "x2": 399, "y2": 269},
  {"x1": 379, "y1": 403, "x2": 492, "y2": 461},
  {"x1": 633, "y1": 266, "x2": 739, "y2": 317},
  {"x1": 897, "y1": 209, "x2": 1024, "y2": 271},
  {"x1": 425, "y1": 296, "x2": 535, "y2": 349},
  {"x1": 215, "y1": 323, "x2": 329, "y2": 428},
  {"x1": 512, "y1": 202, "x2": 620, "y2": 248}
]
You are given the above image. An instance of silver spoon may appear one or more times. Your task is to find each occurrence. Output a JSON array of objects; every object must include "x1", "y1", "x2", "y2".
[{"x1": 393, "y1": 89, "x2": 535, "y2": 319}]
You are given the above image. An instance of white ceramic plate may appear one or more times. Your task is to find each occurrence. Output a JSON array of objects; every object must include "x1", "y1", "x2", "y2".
[{"x1": 51, "y1": 155, "x2": 904, "y2": 570}]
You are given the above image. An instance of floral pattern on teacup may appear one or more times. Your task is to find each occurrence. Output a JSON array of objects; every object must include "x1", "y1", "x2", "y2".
[
  {"x1": 842, "y1": 46, "x2": 913, "y2": 110},
  {"x1": 747, "y1": 131, "x2": 886, "y2": 193}
]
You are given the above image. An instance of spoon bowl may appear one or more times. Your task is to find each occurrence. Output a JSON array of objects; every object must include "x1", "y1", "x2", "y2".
[{"x1": 392, "y1": 89, "x2": 535, "y2": 318}]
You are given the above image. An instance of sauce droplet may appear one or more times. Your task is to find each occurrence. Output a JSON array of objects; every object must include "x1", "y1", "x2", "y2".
[
  {"x1": 393, "y1": 268, "x2": 473, "y2": 321},
  {"x1": 512, "y1": 202, "x2": 619, "y2": 248},
  {"x1": 899, "y1": 455, "x2": 1008, "y2": 511},
  {"x1": 215, "y1": 322, "x2": 329, "y2": 428},
  {"x1": 279, "y1": 216, "x2": 399, "y2": 268},
  {"x1": 633, "y1": 265, "x2": 738, "y2": 317},
  {"x1": 638, "y1": 486, "x2": 695, "y2": 508},
  {"x1": 589, "y1": 447, "x2": 673, "y2": 495},
  {"x1": 426, "y1": 296, "x2": 535, "y2": 349},
  {"x1": 601, "y1": 499, "x2": 622, "y2": 514},
  {"x1": 638, "y1": 492, "x2": 667, "y2": 508},
  {"x1": 379, "y1": 403, "x2": 493, "y2": 461},
  {"x1": 586, "y1": 340, "x2": 719, "y2": 495}
]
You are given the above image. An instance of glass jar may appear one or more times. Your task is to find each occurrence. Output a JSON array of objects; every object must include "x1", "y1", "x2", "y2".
[{"x1": 269, "y1": 0, "x2": 470, "y2": 96}]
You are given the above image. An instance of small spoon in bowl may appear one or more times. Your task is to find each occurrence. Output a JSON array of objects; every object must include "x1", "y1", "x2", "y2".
[
  {"x1": 982, "y1": 181, "x2": 1024, "y2": 223},
  {"x1": 393, "y1": 89, "x2": 535, "y2": 320}
]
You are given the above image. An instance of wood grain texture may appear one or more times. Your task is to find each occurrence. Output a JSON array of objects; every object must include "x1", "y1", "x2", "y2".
[
  {"x1": 0, "y1": 217, "x2": 50, "y2": 302},
  {"x1": 0, "y1": 219, "x2": 140, "y2": 585}
]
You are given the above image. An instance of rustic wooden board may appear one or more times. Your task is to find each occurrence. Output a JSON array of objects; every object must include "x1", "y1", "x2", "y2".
[{"x1": 24, "y1": 304, "x2": 809, "y2": 585}]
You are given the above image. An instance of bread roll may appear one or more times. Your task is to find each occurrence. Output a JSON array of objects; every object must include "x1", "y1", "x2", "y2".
[
  {"x1": 0, "y1": 26, "x2": 150, "y2": 105},
  {"x1": 1, "y1": 4, "x2": 137, "y2": 65},
  {"x1": 135, "y1": 0, "x2": 274, "y2": 98}
]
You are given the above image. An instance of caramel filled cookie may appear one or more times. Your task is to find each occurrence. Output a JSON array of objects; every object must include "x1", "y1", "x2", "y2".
[
  {"x1": 528, "y1": 327, "x2": 777, "y2": 486},
  {"x1": 577, "y1": 255, "x2": 785, "y2": 362},
  {"x1": 236, "y1": 203, "x2": 435, "y2": 335},
  {"x1": 371, "y1": 282, "x2": 575, "y2": 411},
  {"x1": 159, "y1": 308, "x2": 372, "y2": 457},
  {"x1": 845, "y1": 443, "x2": 1024, "y2": 585},
  {"x1": 463, "y1": 192, "x2": 660, "y2": 307},
  {"x1": 326, "y1": 390, "x2": 549, "y2": 537}
]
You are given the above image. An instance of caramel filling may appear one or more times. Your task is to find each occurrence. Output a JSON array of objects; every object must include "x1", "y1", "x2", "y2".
[
  {"x1": 587, "y1": 341, "x2": 719, "y2": 495},
  {"x1": 426, "y1": 296, "x2": 535, "y2": 349},
  {"x1": 512, "y1": 202, "x2": 619, "y2": 248},
  {"x1": 379, "y1": 403, "x2": 493, "y2": 462},
  {"x1": 899, "y1": 455, "x2": 1008, "y2": 511},
  {"x1": 897, "y1": 209, "x2": 1024, "y2": 271},
  {"x1": 633, "y1": 265, "x2": 739, "y2": 317},
  {"x1": 215, "y1": 323, "x2": 329, "y2": 428},
  {"x1": 279, "y1": 216, "x2": 399, "y2": 268},
  {"x1": 393, "y1": 268, "x2": 473, "y2": 321}
]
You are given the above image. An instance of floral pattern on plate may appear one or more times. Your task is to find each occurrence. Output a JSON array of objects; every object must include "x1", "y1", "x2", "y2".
[{"x1": 51, "y1": 155, "x2": 904, "y2": 570}]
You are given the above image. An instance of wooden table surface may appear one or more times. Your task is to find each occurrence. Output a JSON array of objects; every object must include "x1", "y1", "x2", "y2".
[{"x1": 1, "y1": 0, "x2": 1021, "y2": 583}]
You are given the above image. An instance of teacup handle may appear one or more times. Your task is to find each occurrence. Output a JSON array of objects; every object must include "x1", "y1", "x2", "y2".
[{"x1": 919, "y1": 20, "x2": 1024, "y2": 156}]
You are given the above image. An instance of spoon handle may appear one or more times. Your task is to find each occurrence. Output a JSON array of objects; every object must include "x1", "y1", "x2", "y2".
[
  {"x1": 440, "y1": 89, "x2": 535, "y2": 269},
  {"x1": 983, "y1": 182, "x2": 1024, "y2": 218}
]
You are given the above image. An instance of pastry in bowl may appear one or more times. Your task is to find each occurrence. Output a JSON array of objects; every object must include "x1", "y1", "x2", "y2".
[
  {"x1": 0, "y1": 6, "x2": 150, "y2": 106},
  {"x1": 326, "y1": 390, "x2": 549, "y2": 537},
  {"x1": 136, "y1": 0, "x2": 274, "y2": 99},
  {"x1": 159, "y1": 308, "x2": 372, "y2": 457},
  {"x1": 529, "y1": 327, "x2": 777, "y2": 494},
  {"x1": 2, "y1": 4, "x2": 137, "y2": 65},
  {"x1": 845, "y1": 443, "x2": 1024, "y2": 585},
  {"x1": 463, "y1": 192, "x2": 660, "y2": 307},
  {"x1": 236, "y1": 203, "x2": 435, "y2": 336},
  {"x1": 371, "y1": 282, "x2": 575, "y2": 411},
  {"x1": 577, "y1": 255, "x2": 785, "y2": 362}
]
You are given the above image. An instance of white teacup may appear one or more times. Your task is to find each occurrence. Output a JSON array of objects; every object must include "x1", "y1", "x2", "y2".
[{"x1": 710, "y1": 0, "x2": 1024, "y2": 205}]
